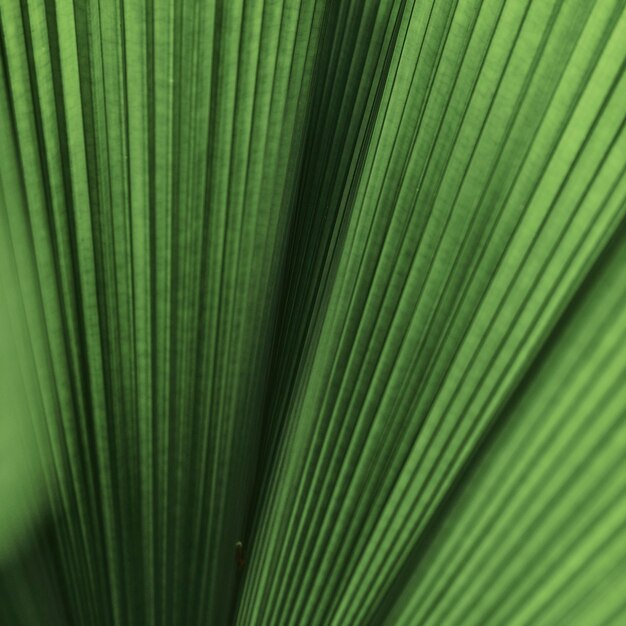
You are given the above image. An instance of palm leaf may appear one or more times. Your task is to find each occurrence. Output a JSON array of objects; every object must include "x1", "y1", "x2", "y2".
[{"x1": 1, "y1": 1, "x2": 625, "y2": 624}]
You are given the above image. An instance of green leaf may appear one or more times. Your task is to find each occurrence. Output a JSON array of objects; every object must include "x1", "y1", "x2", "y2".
[{"x1": 1, "y1": 1, "x2": 625, "y2": 624}]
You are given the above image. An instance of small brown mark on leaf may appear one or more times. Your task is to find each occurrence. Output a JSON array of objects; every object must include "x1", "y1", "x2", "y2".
[{"x1": 235, "y1": 541, "x2": 245, "y2": 570}]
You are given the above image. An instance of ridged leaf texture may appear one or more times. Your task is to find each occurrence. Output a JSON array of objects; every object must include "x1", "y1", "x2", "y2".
[{"x1": 1, "y1": 1, "x2": 625, "y2": 624}]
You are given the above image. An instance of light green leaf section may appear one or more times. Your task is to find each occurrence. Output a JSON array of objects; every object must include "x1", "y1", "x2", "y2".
[
  {"x1": 383, "y1": 227, "x2": 626, "y2": 625},
  {"x1": 0, "y1": 1, "x2": 625, "y2": 625}
]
